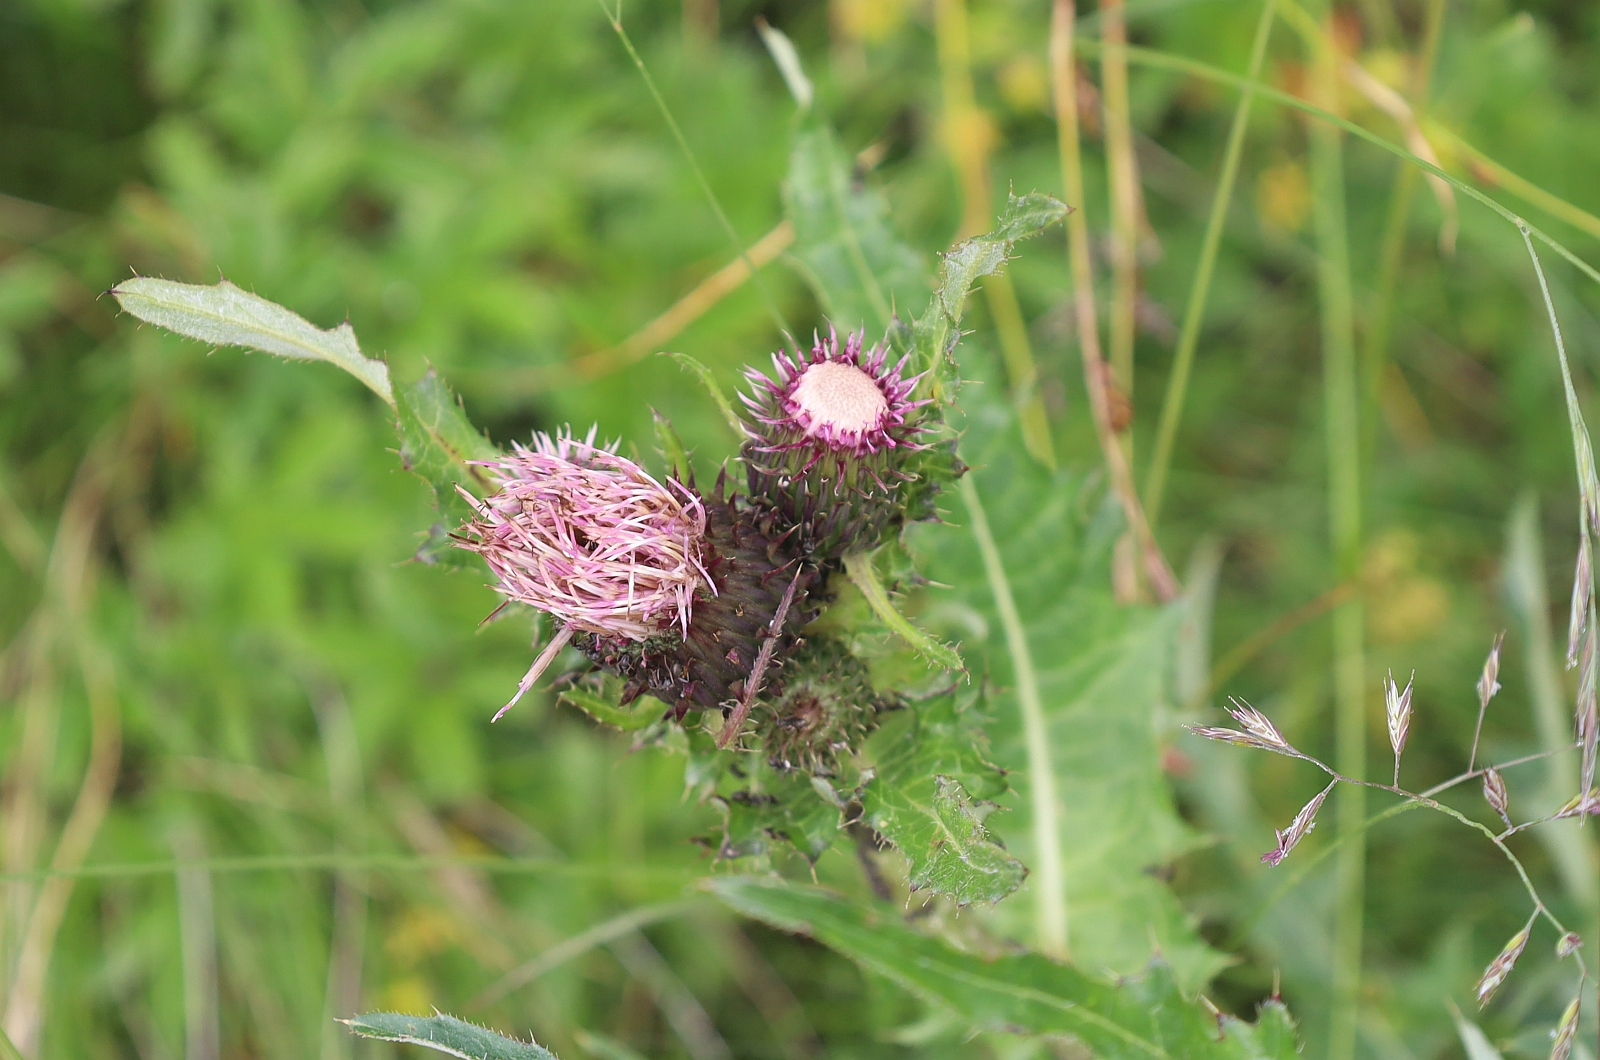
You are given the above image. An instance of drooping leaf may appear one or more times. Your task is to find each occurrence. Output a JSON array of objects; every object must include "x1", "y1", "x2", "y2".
[
  {"x1": 911, "y1": 380, "x2": 1229, "y2": 989},
  {"x1": 859, "y1": 686, "x2": 1025, "y2": 905},
  {"x1": 110, "y1": 277, "x2": 394, "y2": 404},
  {"x1": 910, "y1": 192, "x2": 1071, "y2": 407},
  {"x1": 394, "y1": 368, "x2": 501, "y2": 565},
  {"x1": 782, "y1": 123, "x2": 926, "y2": 341},
  {"x1": 342, "y1": 1012, "x2": 559, "y2": 1060},
  {"x1": 710, "y1": 877, "x2": 1299, "y2": 1059}
]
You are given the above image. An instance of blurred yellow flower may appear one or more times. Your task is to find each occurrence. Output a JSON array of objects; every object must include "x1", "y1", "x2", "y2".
[
  {"x1": 833, "y1": 0, "x2": 907, "y2": 44},
  {"x1": 1256, "y1": 160, "x2": 1311, "y2": 234},
  {"x1": 997, "y1": 55, "x2": 1049, "y2": 113}
]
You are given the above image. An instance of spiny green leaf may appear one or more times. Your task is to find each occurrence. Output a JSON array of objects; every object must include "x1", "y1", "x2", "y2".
[
  {"x1": 110, "y1": 277, "x2": 393, "y2": 404},
  {"x1": 783, "y1": 123, "x2": 926, "y2": 340},
  {"x1": 342, "y1": 1012, "x2": 559, "y2": 1060},
  {"x1": 559, "y1": 685, "x2": 668, "y2": 733},
  {"x1": 843, "y1": 550, "x2": 964, "y2": 672},
  {"x1": 395, "y1": 368, "x2": 499, "y2": 566},
  {"x1": 912, "y1": 192, "x2": 1071, "y2": 406},
  {"x1": 859, "y1": 687, "x2": 1024, "y2": 905},
  {"x1": 912, "y1": 374, "x2": 1229, "y2": 989},
  {"x1": 709, "y1": 878, "x2": 1298, "y2": 1059},
  {"x1": 652, "y1": 409, "x2": 690, "y2": 481}
]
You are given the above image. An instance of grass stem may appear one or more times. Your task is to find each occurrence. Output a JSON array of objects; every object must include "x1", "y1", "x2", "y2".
[
  {"x1": 1098, "y1": 0, "x2": 1141, "y2": 408},
  {"x1": 960, "y1": 476, "x2": 1067, "y2": 959},
  {"x1": 1305, "y1": 5, "x2": 1366, "y2": 1055},
  {"x1": 935, "y1": 0, "x2": 1057, "y2": 469},
  {"x1": 601, "y1": 3, "x2": 790, "y2": 337},
  {"x1": 1143, "y1": 0, "x2": 1276, "y2": 529},
  {"x1": 1051, "y1": 0, "x2": 1179, "y2": 602}
]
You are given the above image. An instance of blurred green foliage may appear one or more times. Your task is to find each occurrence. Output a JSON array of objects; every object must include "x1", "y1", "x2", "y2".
[{"x1": 3, "y1": 0, "x2": 1599, "y2": 1057}]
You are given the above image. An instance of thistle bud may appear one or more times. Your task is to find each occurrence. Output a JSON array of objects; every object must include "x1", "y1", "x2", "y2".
[
  {"x1": 741, "y1": 328, "x2": 933, "y2": 560},
  {"x1": 570, "y1": 474, "x2": 815, "y2": 719},
  {"x1": 762, "y1": 639, "x2": 883, "y2": 776}
]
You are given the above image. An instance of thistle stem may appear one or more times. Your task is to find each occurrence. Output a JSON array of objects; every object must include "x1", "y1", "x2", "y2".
[{"x1": 961, "y1": 476, "x2": 1067, "y2": 959}]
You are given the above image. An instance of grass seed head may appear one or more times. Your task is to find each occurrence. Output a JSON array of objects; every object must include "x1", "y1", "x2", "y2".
[
  {"x1": 1555, "y1": 932, "x2": 1581, "y2": 959},
  {"x1": 1475, "y1": 923, "x2": 1531, "y2": 1008},
  {"x1": 1482, "y1": 768, "x2": 1511, "y2": 826},
  {"x1": 1548, "y1": 997, "x2": 1580, "y2": 1060},
  {"x1": 1187, "y1": 698, "x2": 1297, "y2": 757},
  {"x1": 1261, "y1": 781, "x2": 1334, "y2": 867},
  {"x1": 1385, "y1": 669, "x2": 1414, "y2": 766}
]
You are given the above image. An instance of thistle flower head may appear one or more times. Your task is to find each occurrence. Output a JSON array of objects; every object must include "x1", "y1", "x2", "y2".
[
  {"x1": 743, "y1": 327, "x2": 927, "y2": 458},
  {"x1": 456, "y1": 428, "x2": 711, "y2": 641}
]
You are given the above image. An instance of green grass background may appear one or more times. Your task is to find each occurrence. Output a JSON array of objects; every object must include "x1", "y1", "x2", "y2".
[{"x1": 1, "y1": 0, "x2": 1598, "y2": 1056}]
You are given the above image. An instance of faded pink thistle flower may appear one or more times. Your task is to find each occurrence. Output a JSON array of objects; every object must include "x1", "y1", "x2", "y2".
[
  {"x1": 743, "y1": 328, "x2": 927, "y2": 459},
  {"x1": 456, "y1": 429, "x2": 712, "y2": 717},
  {"x1": 1261, "y1": 780, "x2": 1335, "y2": 867},
  {"x1": 1187, "y1": 697, "x2": 1297, "y2": 757}
]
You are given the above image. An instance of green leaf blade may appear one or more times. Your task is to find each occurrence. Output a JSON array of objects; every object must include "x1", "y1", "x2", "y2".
[
  {"x1": 394, "y1": 369, "x2": 500, "y2": 564},
  {"x1": 709, "y1": 878, "x2": 1297, "y2": 1059},
  {"x1": 859, "y1": 689, "x2": 1024, "y2": 906},
  {"x1": 111, "y1": 277, "x2": 393, "y2": 404},
  {"x1": 342, "y1": 1012, "x2": 559, "y2": 1060}
]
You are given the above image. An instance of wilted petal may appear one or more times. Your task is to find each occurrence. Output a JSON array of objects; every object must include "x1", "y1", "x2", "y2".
[
  {"x1": 1261, "y1": 780, "x2": 1336, "y2": 867},
  {"x1": 1476, "y1": 922, "x2": 1532, "y2": 1007}
]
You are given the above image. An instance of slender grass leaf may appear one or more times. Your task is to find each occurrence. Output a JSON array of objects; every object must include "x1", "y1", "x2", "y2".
[
  {"x1": 342, "y1": 1013, "x2": 559, "y2": 1060},
  {"x1": 573, "y1": 1031, "x2": 649, "y2": 1060},
  {"x1": 843, "y1": 551, "x2": 964, "y2": 672},
  {"x1": 755, "y1": 21, "x2": 812, "y2": 112},
  {"x1": 110, "y1": 277, "x2": 393, "y2": 404},
  {"x1": 859, "y1": 686, "x2": 1024, "y2": 905},
  {"x1": 662, "y1": 352, "x2": 745, "y2": 437},
  {"x1": 652, "y1": 409, "x2": 691, "y2": 481},
  {"x1": 709, "y1": 877, "x2": 1298, "y2": 1059}
]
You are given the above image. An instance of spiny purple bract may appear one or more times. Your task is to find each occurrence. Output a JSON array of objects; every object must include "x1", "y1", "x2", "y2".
[
  {"x1": 455, "y1": 429, "x2": 711, "y2": 642},
  {"x1": 742, "y1": 327, "x2": 926, "y2": 460}
]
